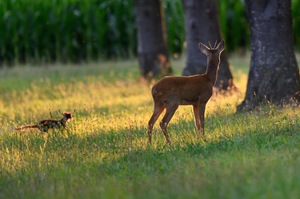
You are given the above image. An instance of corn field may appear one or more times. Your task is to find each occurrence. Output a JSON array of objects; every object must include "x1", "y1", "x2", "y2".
[{"x1": 0, "y1": 0, "x2": 299, "y2": 64}]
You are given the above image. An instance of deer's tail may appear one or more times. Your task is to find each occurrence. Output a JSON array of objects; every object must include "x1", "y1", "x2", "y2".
[{"x1": 15, "y1": 124, "x2": 38, "y2": 131}]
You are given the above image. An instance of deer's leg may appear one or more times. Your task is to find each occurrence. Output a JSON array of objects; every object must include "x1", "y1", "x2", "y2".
[
  {"x1": 160, "y1": 104, "x2": 178, "y2": 144},
  {"x1": 193, "y1": 105, "x2": 201, "y2": 134},
  {"x1": 147, "y1": 104, "x2": 164, "y2": 145},
  {"x1": 199, "y1": 103, "x2": 206, "y2": 136}
]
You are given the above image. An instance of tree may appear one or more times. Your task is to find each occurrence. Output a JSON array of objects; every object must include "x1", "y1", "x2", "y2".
[
  {"x1": 181, "y1": 0, "x2": 234, "y2": 90},
  {"x1": 135, "y1": 0, "x2": 172, "y2": 79},
  {"x1": 237, "y1": 0, "x2": 300, "y2": 110}
]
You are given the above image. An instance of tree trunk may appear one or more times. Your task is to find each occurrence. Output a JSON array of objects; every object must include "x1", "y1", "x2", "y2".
[
  {"x1": 135, "y1": 0, "x2": 172, "y2": 79},
  {"x1": 237, "y1": 0, "x2": 300, "y2": 110},
  {"x1": 181, "y1": 0, "x2": 234, "y2": 90}
]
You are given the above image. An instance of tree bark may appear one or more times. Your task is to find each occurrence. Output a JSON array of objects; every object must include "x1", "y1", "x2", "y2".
[
  {"x1": 237, "y1": 0, "x2": 300, "y2": 110},
  {"x1": 135, "y1": 0, "x2": 172, "y2": 79},
  {"x1": 181, "y1": 0, "x2": 234, "y2": 90}
]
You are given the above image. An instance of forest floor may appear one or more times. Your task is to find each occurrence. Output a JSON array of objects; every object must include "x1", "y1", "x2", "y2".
[{"x1": 0, "y1": 53, "x2": 300, "y2": 199}]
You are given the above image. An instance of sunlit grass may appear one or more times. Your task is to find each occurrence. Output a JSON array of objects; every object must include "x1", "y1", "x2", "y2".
[{"x1": 0, "y1": 55, "x2": 300, "y2": 199}]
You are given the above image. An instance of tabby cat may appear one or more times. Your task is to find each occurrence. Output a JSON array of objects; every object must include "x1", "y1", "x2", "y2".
[{"x1": 15, "y1": 112, "x2": 72, "y2": 133}]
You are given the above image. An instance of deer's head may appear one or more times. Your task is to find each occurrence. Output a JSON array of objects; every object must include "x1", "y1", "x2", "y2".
[{"x1": 198, "y1": 40, "x2": 225, "y2": 57}]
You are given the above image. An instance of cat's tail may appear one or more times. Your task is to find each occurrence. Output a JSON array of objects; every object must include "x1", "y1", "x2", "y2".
[{"x1": 15, "y1": 124, "x2": 38, "y2": 131}]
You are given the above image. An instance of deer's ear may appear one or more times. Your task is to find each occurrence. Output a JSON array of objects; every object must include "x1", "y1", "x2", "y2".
[
  {"x1": 216, "y1": 40, "x2": 225, "y2": 52},
  {"x1": 198, "y1": 42, "x2": 210, "y2": 55}
]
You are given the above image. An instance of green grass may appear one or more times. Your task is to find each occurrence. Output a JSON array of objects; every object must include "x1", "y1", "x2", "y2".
[{"x1": 1, "y1": 55, "x2": 300, "y2": 199}]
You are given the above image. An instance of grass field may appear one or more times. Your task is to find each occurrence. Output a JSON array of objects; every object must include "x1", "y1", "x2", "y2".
[{"x1": 0, "y1": 54, "x2": 300, "y2": 199}]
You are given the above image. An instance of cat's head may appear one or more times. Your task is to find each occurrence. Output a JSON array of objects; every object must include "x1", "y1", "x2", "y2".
[{"x1": 63, "y1": 112, "x2": 73, "y2": 120}]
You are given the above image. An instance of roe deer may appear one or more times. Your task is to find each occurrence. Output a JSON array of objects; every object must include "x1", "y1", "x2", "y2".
[
  {"x1": 15, "y1": 112, "x2": 73, "y2": 133},
  {"x1": 147, "y1": 40, "x2": 225, "y2": 145}
]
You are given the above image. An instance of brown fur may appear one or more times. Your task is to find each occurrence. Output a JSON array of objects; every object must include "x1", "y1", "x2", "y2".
[
  {"x1": 147, "y1": 40, "x2": 225, "y2": 145},
  {"x1": 15, "y1": 112, "x2": 73, "y2": 133}
]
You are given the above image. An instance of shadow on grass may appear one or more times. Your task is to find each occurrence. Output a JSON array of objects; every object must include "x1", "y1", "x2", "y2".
[
  {"x1": 1, "y1": 109, "x2": 300, "y2": 199},
  {"x1": 2, "y1": 108, "x2": 299, "y2": 180}
]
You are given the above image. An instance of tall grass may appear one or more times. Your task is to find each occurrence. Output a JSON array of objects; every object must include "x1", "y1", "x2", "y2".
[
  {"x1": 0, "y1": 55, "x2": 300, "y2": 198},
  {"x1": 1, "y1": 0, "x2": 299, "y2": 64},
  {"x1": 0, "y1": 0, "x2": 137, "y2": 64},
  {"x1": 293, "y1": 0, "x2": 300, "y2": 50},
  {"x1": 218, "y1": 0, "x2": 249, "y2": 52}
]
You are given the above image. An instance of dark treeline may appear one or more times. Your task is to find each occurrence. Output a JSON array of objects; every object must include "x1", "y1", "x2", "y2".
[{"x1": 0, "y1": 0, "x2": 300, "y2": 64}]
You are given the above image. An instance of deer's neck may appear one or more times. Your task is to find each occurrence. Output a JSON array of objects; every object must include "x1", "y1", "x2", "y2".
[{"x1": 205, "y1": 56, "x2": 220, "y2": 85}]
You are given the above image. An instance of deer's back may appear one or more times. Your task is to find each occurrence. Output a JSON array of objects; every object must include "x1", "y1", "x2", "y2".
[{"x1": 152, "y1": 75, "x2": 213, "y2": 105}]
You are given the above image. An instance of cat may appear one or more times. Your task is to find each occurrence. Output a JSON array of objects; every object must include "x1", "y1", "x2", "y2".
[{"x1": 15, "y1": 112, "x2": 73, "y2": 133}]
